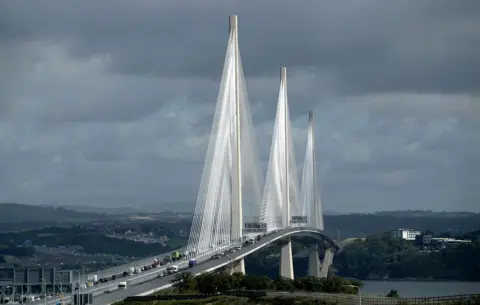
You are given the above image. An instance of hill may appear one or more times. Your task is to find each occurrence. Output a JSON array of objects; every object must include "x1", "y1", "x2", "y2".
[
  {"x1": 373, "y1": 210, "x2": 478, "y2": 218},
  {"x1": 60, "y1": 205, "x2": 140, "y2": 215},
  {"x1": 323, "y1": 213, "x2": 480, "y2": 238},
  {"x1": 0, "y1": 203, "x2": 108, "y2": 223}
]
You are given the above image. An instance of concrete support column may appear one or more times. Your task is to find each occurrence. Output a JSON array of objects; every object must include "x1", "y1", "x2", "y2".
[
  {"x1": 229, "y1": 258, "x2": 245, "y2": 275},
  {"x1": 279, "y1": 238, "x2": 294, "y2": 279},
  {"x1": 307, "y1": 245, "x2": 321, "y2": 277},
  {"x1": 319, "y1": 248, "x2": 333, "y2": 278}
]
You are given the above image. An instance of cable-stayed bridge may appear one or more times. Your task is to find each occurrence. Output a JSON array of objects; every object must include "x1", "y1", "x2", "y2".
[
  {"x1": 184, "y1": 15, "x2": 336, "y2": 279},
  {"x1": 29, "y1": 15, "x2": 340, "y2": 305}
]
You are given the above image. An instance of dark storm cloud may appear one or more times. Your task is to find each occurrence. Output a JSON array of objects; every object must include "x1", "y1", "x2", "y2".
[
  {"x1": 1, "y1": 1, "x2": 479, "y2": 95},
  {"x1": 0, "y1": 0, "x2": 478, "y2": 212}
]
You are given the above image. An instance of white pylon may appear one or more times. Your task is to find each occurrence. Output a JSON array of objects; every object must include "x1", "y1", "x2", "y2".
[
  {"x1": 260, "y1": 67, "x2": 301, "y2": 231},
  {"x1": 187, "y1": 15, "x2": 263, "y2": 258},
  {"x1": 300, "y1": 111, "x2": 324, "y2": 230}
]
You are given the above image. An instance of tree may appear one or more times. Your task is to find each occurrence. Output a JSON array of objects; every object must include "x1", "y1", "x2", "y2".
[
  {"x1": 273, "y1": 277, "x2": 295, "y2": 291},
  {"x1": 196, "y1": 273, "x2": 218, "y2": 295},
  {"x1": 230, "y1": 272, "x2": 244, "y2": 290},
  {"x1": 171, "y1": 272, "x2": 196, "y2": 293},
  {"x1": 386, "y1": 289, "x2": 400, "y2": 298},
  {"x1": 214, "y1": 272, "x2": 233, "y2": 293}
]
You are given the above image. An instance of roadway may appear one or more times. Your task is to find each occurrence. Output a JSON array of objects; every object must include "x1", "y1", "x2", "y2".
[
  {"x1": 29, "y1": 248, "x2": 186, "y2": 305},
  {"x1": 92, "y1": 227, "x2": 339, "y2": 304},
  {"x1": 75, "y1": 246, "x2": 186, "y2": 281},
  {"x1": 31, "y1": 227, "x2": 338, "y2": 305}
]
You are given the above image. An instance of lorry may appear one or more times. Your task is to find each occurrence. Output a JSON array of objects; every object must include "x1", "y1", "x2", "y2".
[
  {"x1": 128, "y1": 267, "x2": 135, "y2": 275},
  {"x1": 188, "y1": 259, "x2": 196, "y2": 268},
  {"x1": 135, "y1": 267, "x2": 142, "y2": 274},
  {"x1": 87, "y1": 275, "x2": 98, "y2": 283},
  {"x1": 171, "y1": 251, "x2": 180, "y2": 261}
]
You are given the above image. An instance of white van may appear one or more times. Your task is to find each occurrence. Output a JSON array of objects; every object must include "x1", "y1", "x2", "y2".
[
  {"x1": 118, "y1": 281, "x2": 127, "y2": 289},
  {"x1": 166, "y1": 265, "x2": 179, "y2": 274}
]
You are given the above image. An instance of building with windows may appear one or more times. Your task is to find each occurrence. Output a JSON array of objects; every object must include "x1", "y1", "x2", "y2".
[
  {"x1": 431, "y1": 237, "x2": 472, "y2": 249},
  {"x1": 390, "y1": 228, "x2": 422, "y2": 241}
]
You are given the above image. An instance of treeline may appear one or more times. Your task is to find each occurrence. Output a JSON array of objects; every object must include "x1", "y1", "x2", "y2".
[
  {"x1": 335, "y1": 232, "x2": 480, "y2": 281},
  {"x1": 244, "y1": 231, "x2": 480, "y2": 281},
  {"x1": 171, "y1": 272, "x2": 362, "y2": 295}
]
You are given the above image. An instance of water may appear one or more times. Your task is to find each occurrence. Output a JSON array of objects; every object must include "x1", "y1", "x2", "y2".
[{"x1": 362, "y1": 280, "x2": 480, "y2": 297}]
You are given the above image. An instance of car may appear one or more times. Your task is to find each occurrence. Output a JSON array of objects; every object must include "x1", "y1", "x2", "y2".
[{"x1": 212, "y1": 254, "x2": 221, "y2": 259}]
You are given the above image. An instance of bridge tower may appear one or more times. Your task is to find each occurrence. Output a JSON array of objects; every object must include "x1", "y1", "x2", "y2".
[
  {"x1": 301, "y1": 111, "x2": 332, "y2": 278},
  {"x1": 229, "y1": 15, "x2": 245, "y2": 274},
  {"x1": 186, "y1": 15, "x2": 263, "y2": 275},
  {"x1": 260, "y1": 67, "x2": 300, "y2": 279},
  {"x1": 300, "y1": 111, "x2": 324, "y2": 231},
  {"x1": 279, "y1": 67, "x2": 294, "y2": 279}
]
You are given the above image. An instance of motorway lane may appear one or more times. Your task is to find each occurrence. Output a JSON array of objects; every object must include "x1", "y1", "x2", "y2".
[
  {"x1": 75, "y1": 246, "x2": 186, "y2": 281},
  {"x1": 91, "y1": 253, "x2": 245, "y2": 304},
  {"x1": 38, "y1": 228, "x2": 335, "y2": 305},
  {"x1": 29, "y1": 259, "x2": 189, "y2": 305},
  {"x1": 92, "y1": 273, "x2": 176, "y2": 305},
  {"x1": 92, "y1": 228, "x2": 327, "y2": 304}
]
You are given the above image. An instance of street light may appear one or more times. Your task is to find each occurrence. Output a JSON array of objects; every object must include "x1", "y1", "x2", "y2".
[
  {"x1": 345, "y1": 284, "x2": 362, "y2": 305},
  {"x1": 41, "y1": 278, "x2": 47, "y2": 305}
]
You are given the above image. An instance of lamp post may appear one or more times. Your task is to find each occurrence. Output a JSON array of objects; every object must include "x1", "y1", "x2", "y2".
[
  {"x1": 41, "y1": 278, "x2": 46, "y2": 305},
  {"x1": 345, "y1": 284, "x2": 362, "y2": 305}
]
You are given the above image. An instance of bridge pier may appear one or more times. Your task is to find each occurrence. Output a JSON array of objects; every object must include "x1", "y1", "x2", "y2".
[
  {"x1": 319, "y1": 247, "x2": 334, "y2": 278},
  {"x1": 307, "y1": 244, "x2": 321, "y2": 277},
  {"x1": 279, "y1": 238, "x2": 294, "y2": 279},
  {"x1": 228, "y1": 258, "x2": 245, "y2": 275}
]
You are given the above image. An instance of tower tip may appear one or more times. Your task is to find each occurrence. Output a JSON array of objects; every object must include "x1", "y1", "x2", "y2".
[
  {"x1": 229, "y1": 15, "x2": 238, "y2": 30},
  {"x1": 281, "y1": 67, "x2": 287, "y2": 81}
]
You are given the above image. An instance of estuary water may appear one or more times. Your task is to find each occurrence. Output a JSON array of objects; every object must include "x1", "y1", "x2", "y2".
[{"x1": 362, "y1": 280, "x2": 480, "y2": 297}]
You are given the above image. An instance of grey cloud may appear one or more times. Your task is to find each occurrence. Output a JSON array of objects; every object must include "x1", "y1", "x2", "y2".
[
  {"x1": 0, "y1": 1, "x2": 478, "y2": 213},
  {"x1": 2, "y1": 1, "x2": 479, "y2": 94}
]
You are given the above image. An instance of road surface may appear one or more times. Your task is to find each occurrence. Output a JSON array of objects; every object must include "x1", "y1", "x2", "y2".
[
  {"x1": 30, "y1": 227, "x2": 338, "y2": 305},
  {"x1": 92, "y1": 227, "x2": 338, "y2": 304}
]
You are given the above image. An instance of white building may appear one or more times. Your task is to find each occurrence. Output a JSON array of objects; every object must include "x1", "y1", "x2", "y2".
[{"x1": 390, "y1": 228, "x2": 421, "y2": 240}]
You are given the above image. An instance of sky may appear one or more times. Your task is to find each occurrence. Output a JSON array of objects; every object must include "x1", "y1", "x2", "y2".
[{"x1": 0, "y1": 1, "x2": 479, "y2": 213}]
